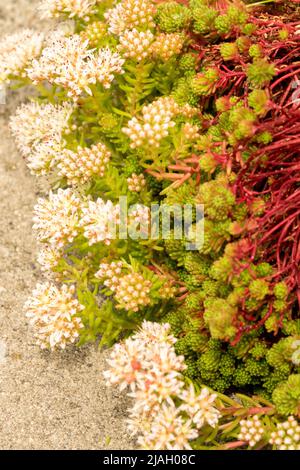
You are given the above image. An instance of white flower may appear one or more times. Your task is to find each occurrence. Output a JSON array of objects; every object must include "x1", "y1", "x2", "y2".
[
  {"x1": 0, "y1": 29, "x2": 44, "y2": 84},
  {"x1": 179, "y1": 386, "x2": 220, "y2": 429},
  {"x1": 114, "y1": 272, "x2": 152, "y2": 312},
  {"x1": 95, "y1": 261, "x2": 124, "y2": 292},
  {"x1": 122, "y1": 97, "x2": 177, "y2": 148},
  {"x1": 87, "y1": 47, "x2": 125, "y2": 89},
  {"x1": 80, "y1": 198, "x2": 120, "y2": 245},
  {"x1": 182, "y1": 122, "x2": 200, "y2": 141},
  {"x1": 37, "y1": 245, "x2": 62, "y2": 272},
  {"x1": 128, "y1": 204, "x2": 150, "y2": 239},
  {"x1": 122, "y1": 97, "x2": 197, "y2": 149},
  {"x1": 39, "y1": 0, "x2": 98, "y2": 19},
  {"x1": 33, "y1": 188, "x2": 81, "y2": 248},
  {"x1": 269, "y1": 416, "x2": 300, "y2": 450},
  {"x1": 104, "y1": 339, "x2": 147, "y2": 391},
  {"x1": 151, "y1": 33, "x2": 185, "y2": 61},
  {"x1": 127, "y1": 173, "x2": 146, "y2": 192},
  {"x1": 137, "y1": 401, "x2": 198, "y2": 450},
  {"x1": 27, "y1": 35, "x2": 124, "y2": 100},
  {"x1": 117, "y1": 29, "x2": 154, "y2": 62},
  {"x1": 238, "y1": 415, "x2": 265, "y2": 448},
  {"x1": 131, "y1": 369, "x2": 184, "y2": 408},
  {"x1": 57, "y1": 142, "x2": 111, "y2": 185},
  {"x1": 25, "y1": 283, "x2": 84, "y2": 350},
  {"x1": 10, "y1": 101, "x2": 73, "y2": 157},
  {"x1": 134, "y1": 321, "x2": 177, "y2": 346},
  {"x1": 104, "y1": 0, "x2": 155, "y2": 36},
  {"x1": 27, "y1": 141, "x2": 62, "y2": 175},
  {"x1": 127, "y1": 406, "x2": 155, "y2": 436},
  {"x1": 104, "y1": 321, "x2": 207, "y2": 450}
]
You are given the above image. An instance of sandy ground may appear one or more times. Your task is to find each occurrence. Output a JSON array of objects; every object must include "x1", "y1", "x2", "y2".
[{"x1": 0, "y1": 1, "x2": 133, "y2": 450}]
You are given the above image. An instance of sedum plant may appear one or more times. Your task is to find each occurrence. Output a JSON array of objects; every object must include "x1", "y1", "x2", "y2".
[{"x1": 1, "y1": 0, "x2": 300, "y2": 449}]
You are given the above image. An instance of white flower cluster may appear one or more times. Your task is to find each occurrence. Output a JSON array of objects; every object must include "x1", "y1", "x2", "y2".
[
  {"x1": 25, "y1": 283, "x2": 84, "y2": 350},
  {"x1": 117, "y1": 29, "x2": 154, "y2": 62},
  {"x1": 128, "y1": 204, "x2": 150, "y2": 238},
  {"x1": 37, "y1": 245, "x2": 61, "y2": 273},
  {"x1": 127, "y1": 173, "x2": 146, "y2": 192},
  {"x1": 151, "y1": 33, "x2": 185, "y2": 61},
  {"x1": 80, "y1": 21, "x2": 107, "y2": 47},
  {"x1": 122, "y1": 97, "x2": 197, "y2": 148},
  {"x1": 57, "y1": 142, "x2": 111, "y2": 185},
  {"x1": 116, "y1": 29, "x2": 185, "y2": 64},
  {"x1": 96, "y1": 261, "x2": 152, "y2": 312},
  {"x1": 122, "y1": 97, "x2": 177, "y2": 148},
  {"x1": 27, "y1": 35, "x2": 124, "y2": 100},
  {"x1": 33, "y1": 188, "x2": 81, "y2": 248},
  {"x1": 269, "y1": 416, "x2": 300, "y2": 450},
  {"x1": 158, "y1": 280, "x2": 177, "y2": 300},
  {"x1": 104, "y1": 321, "x2": 220, "y2": 450},
  {"x1": 0, "y1": 29, "x2": 44, "y2": 84},
  {"x1": 10, "y1": 102, "x2": 73, "y2": 175},
  {"x1": 238, "y1": 415, "x2": 265, "y2": 447},
  {"x1": 115, "y1": 272, "x2": 152, "y2": 312},
  {"x1": 39, "y1": 0, "x2": 98, "y2": 19},
  {"x1": 80, "y1": 198, "x2": 120, "y2": 245},
  {"x1": 104, "y1": 0, "x2": 155, "y2": 36},
  {"x1": 96, "y1": 260, "x2": 124, "y2": 291},
  {"x1": 182, "y1": 122, "x2": 200, "y2": 141},
  {"x1": 137, "y1": 402, "x2": 198, "y2": 450}
]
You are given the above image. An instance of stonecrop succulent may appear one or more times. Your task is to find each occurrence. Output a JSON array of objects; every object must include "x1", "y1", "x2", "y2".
[{"x1": 3, "y1": 0, "x2": 300, "y2": 450}]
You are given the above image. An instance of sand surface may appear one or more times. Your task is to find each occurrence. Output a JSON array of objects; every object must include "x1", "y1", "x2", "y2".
[{"x1": 0, "y1": 1, "x2": 133, "y2": 450}]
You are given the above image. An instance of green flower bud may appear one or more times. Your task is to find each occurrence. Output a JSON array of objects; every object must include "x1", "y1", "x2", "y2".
[
  {"x1": 191, "y1": 68, "x2": 220, "y2": 96},
  {"x1": 247, "y1": 59, "x2": 276, "y2": 88},
  {"x1": 248, "y1": 89, "x2": 269, "y2": 116},
  {"x1": 267, "y1": 337, "x2": 295, "y2": 368},
  {"x1": 199, "y1": 153, "x2": 218, "y2": 173},
  {"x1": 249, "y1": 342, "x2": 268, "y2": 359},
  {"x1": 214, "y1": 15, "x2": 232, "y2": 34},
  {"x1": 219, "y1": 353, "x2": 236, "y2": 377},
  {"x1": 210, "y1": 256, "x2": 232, "y2": 283},
  {"x1": 242, "y1": 23, "x2": 257, "y2": 35},
  {"x1": 256, "y1": 131, "x2": 273, "y2": 144},
  {"x1": 220, "y1": 42, "x2": 239, "y2": 61},
  {"x1": 274, "y1": 282, "x2": 289, "y2": 300},
  {"x1": 278, "y1": 28, "x2": 289, "y2": 40},
  {"x1": 204, "y1": 298, "x2": 237, "y2": 340},
  {"x1": 249, "y1": 44, "x2": 263, "y2": 59},
  {"x1": 155, "y1": 2, "x2": 191, "y2": 33},
  {"x1": 192, "y1": 6, "x2": 218, "y2": 35},
  {"x1": 234, "y1": 366, "x2": 252, "y2": 386},
  {"x1": 249, "y1": 279, "x2": 270, "y2": 301},
  {"x1": 272, "y1": 374, "x2": 300, "y2": 416},
  {"x1": 236, "y1": 36, "x2": 251, "y2": 53},
  {"x1": 255, "y1": 263, "x2": 273, "y2": 277},
  {"x1": 197, "y1": 348, "x2": 221, "y2": 373},
  {"x1": 245, "y1": 357, "x2": 269, "y2": 377},
  {"x1": 179, "y1": 53, "x2": 198, "y2": 72}
]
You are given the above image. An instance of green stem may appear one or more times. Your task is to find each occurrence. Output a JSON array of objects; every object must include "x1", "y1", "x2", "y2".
[{"x1": 246, "y1": 0, "x2": 276, "y2": 8}]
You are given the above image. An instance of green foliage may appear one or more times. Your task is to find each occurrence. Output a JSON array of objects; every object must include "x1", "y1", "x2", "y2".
[
  {"x1": 191, "y1": 68, "x2": 220, "y2": 96},
  {"x1": 204, "y1": 298, "x2": 237, "y2": 340},
  {"x1": 248, "y1": 89, "x2": 269, "y2": 116},
  {"x1": 272, "y1": 375, "x2": 300, "y2": 416},
  {"x1": 247, "y1": 59, "x2": 276, "y2": 88},
  {"x1": 155, "y1": 2, "x2": 192, "y2": 33}
]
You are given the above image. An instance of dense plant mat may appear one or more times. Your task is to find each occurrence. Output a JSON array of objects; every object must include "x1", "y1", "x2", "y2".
[{"x1": 1, "y1": 0, "x2": 300, "y2": 449}]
